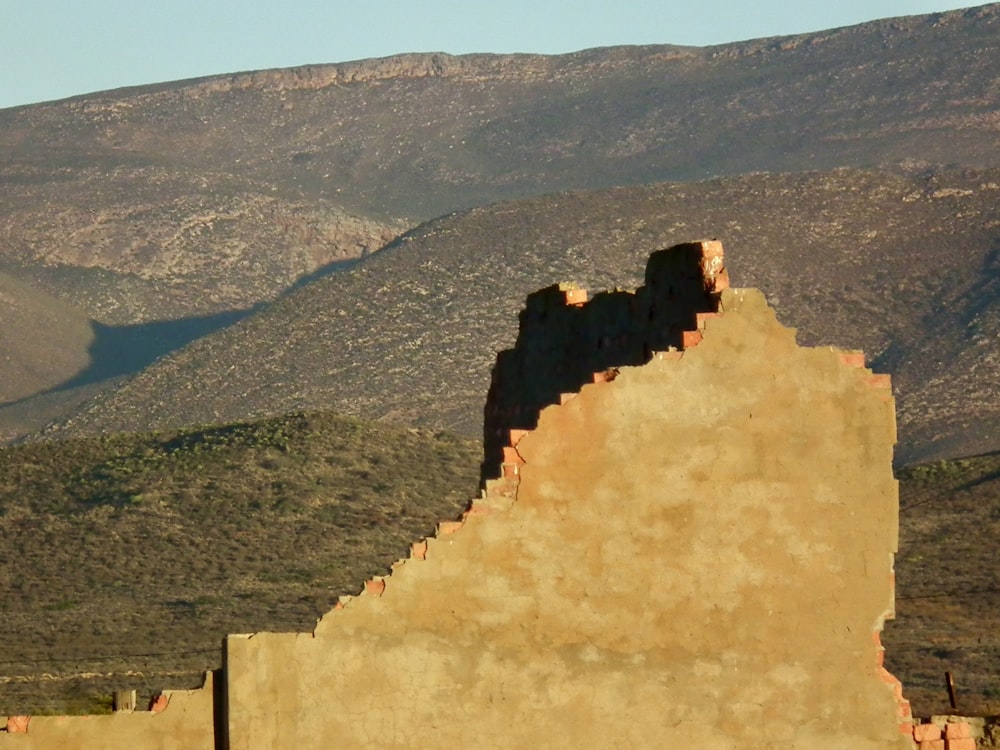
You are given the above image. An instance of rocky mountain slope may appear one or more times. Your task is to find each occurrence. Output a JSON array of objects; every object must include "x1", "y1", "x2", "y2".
[
  {"x1": 0, "y1": 271, "x2": 94, "y2": 403},
  {"x1": 1, "y1": 3, "x2": 998, "y2": 453},
  {"x1": 42, "y1": 168, "x2": 1000, "y2": 466},
  {"x1": 6, "y1": 3, "x2": 998, "y2": 227}
]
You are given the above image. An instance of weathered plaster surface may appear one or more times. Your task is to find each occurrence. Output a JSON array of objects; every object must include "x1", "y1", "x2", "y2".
[{"x1": 225, "y1": 286, "x2": 907, "y2": 749}]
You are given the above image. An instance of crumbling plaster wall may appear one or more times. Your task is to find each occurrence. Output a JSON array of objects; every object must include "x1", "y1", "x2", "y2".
[
  {"x1": 225, "y1": 256, "x2": 908, "y2": 748},
  {"x1": 1, "y1": 241, "x2": 910, "y2": 749}
]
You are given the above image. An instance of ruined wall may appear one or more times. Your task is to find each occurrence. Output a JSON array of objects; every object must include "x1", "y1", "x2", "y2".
[
  {"x1": 224, "y1": 242, "x2": 910, "y2": 749},
  {"x1": 483, "y1": 240, "x2": 726, "y2": 474},
  {"x1": 2, "y1": 240, "x2": 912, "y2": 749}
]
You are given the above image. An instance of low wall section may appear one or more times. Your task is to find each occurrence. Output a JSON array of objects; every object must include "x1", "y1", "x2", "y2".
[{"x1": 1, "y1": 674, "x2": 215, "y2": 750}]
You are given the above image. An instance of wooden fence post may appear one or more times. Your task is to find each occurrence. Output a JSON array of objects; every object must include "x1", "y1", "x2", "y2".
[{"x1": 946, "y1": 671, "x2": 958, "y2": 711}]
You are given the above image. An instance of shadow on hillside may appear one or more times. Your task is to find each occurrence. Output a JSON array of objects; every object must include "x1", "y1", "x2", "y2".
[
  {"x1": 287, "y1": 255, "x2": 371, "y2": 292},
  {"x1": 960, "y1": 244, "x2": 1000, "y2": 327},
  {"x1": 284, "y1": 234, "x2": 420, "y2": 295},
  {"x1": 0, "y1": 307, "x2": 258, "y2": 409}
]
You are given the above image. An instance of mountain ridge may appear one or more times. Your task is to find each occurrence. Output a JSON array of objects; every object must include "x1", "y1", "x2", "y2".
[
  {"x1": 2, "y1": 3, "x2": 998, "y2": 455},
  {"x1": 7, "y1": 3, "x2": 996, "y2": 110},
  {"x1": 39, "y1": 168, "x2": 1000, "y2": 466}
]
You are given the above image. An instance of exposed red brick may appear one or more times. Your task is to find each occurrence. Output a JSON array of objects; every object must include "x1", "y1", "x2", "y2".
[
  {"x1": 944, "y1": 723, "x2": 972, "y2": 740},
  {"x1": 696, "y1": 312, "x2": 721, "y2": 328},
  {"x1": 365, "y1": 579, "x2": 386, "y2": 596},
  {"x1": 946, "y1": 738, "x2": 976, "y2": 750},
  {"x1": 562, "y1": 288, "x2": 588, "y2": 306},
  {"x1": 502, "y1": 445, "x2": 525, "y2": 465},
  {"x1": 464, "y1": 504, "x2": 491, "y2": 517},
  {"x1": 410, "y1": 540, "x2": 428, "y2": 560},
  {"x1": 914, "y1": 723, "x2": 942, "y2": 741},
  {"x1": 899, "y1": 722, "x2": 915, "y2": 736},
  {"x1": 592, "y1": 368, "x2": 620, "y2": 384},
  {"x1": 502, "y1": 463, "x2": 520, "y2": 480},
  {"x1": 711, "y1": 267, "x2": 731, "y2": 292},
  {"x1": 5, "y1": 716, "x2": 30, "y2": 734},
  {"x1": 681, "y1": 330, "x2": 703, "y2": 348},
  {"x1": 508, "y1": 428, "x2": 530, "y2": 446},
  {"x1": 700, "y1": 241, "x2": 725, "y2": 259},
  {"x1": 918, "y1": 740, "x2": 946, "y2": 750},
  {"x1": 698, "y1": 240, "x2": 729, "y2": 293},
  {"x1": 149, "y1": 694, "x2": 169, "y2": 713}
]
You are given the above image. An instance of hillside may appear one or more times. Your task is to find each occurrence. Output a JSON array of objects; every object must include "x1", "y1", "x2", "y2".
[
  {"x1": 41, "y1": 169, "x2": 1000, "y2": 466},
  {"x1": 0, "y1": 272, "x2": 94, "y2": 405},
  {"x1": 1, "y1": 3, "x2": 999, "y2": 437},
  {"x1": 0, "y1": 412, "x2": 482, "y2": 714}
]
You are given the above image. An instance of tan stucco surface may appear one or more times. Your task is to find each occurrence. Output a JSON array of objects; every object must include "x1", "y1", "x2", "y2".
[
  {"x1": 224, "y1": 287, "x2": 907, "y2": 749},
  {"x1": 0, "y1": 673, "x2": 215, "y2": 750}
]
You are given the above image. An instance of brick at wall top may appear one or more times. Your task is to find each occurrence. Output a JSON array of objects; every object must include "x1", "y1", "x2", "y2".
[{"x1": 483, "y1": 240, "x2": 729, "y2": 478}]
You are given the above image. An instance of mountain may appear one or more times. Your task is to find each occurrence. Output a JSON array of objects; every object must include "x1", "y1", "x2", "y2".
[
  {"x1": 0, "y1": 4, "x2": 1000, "y2": 456},
  {"x1": 1, "y1": 4, "x2": 999, "y2": 441},
  {"x1": 41, "y1": 168, "x2": 1000, "y2": 466},
  {"x1": 5, "y1": 4, "x2": 998, "y2": 228}
]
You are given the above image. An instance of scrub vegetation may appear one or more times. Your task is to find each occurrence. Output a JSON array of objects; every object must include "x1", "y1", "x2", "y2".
[
  {"x1": 0, "y1": 412, "x2": 480, "y2": 714},
  {"x1": 886, "y1": 450, "x2": 1000, "y2": 717}
]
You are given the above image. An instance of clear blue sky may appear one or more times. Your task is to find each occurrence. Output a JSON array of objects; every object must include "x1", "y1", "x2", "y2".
[{"x1": 0, "y1": 0, "x2": 982, "y2": 110}]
